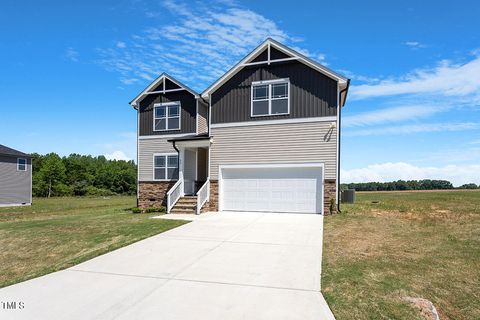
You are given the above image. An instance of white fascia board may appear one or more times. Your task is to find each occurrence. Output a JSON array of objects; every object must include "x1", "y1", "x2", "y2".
[{"x1": 174, "y1": 139, "x2": 212, "y2": 149}]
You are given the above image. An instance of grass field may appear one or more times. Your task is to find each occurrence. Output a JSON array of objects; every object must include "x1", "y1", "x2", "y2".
[
  {"x1": 322, "y1": 190, "x2": 480, "y2": 320},
  {"x1": 0, "y1": 196, "x2": 187, "y2": 288}
]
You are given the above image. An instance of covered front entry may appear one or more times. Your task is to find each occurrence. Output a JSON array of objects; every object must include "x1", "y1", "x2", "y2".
[
  {"x1": 182, "y1": 147, "x2": 208, "y2": 195},
  {"x1": 219, "y1": 164, "x2": 324, "y2": 214}
]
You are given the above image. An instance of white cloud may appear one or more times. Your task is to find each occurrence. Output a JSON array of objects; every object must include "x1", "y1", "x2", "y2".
[
  {"x1": 337, "y1": 69, "x2": 379, "y2": 84},
  {"x1": 350, "y1": 53, "x2": 480, "y2": 100},
  {"x1": 97, "y1": 1, "x2": 326, "y2": 89},
  {"x1": 342, "y1": 162, "x2": 480, "y2": 186},
  {"x1": 403, "y1": 41, "x2": 426, "y2": 49},
  {"x1": 120, "y1": 78, "x2": 139, "y2": 85},
  {"x1": 343, "y1": 104, "x2": 449, "y2": 127},
  {"x1": 116, "y1": 41, "x2": 126, "y2": 48},
  {"x1": 344, "y1": 122, "x2": 480, "y2": 137},
  {"x1": 105, "y1": 150, "x2": 131, "y2": 161},
  {"x1": 96, "y1": 132, "x2": 136, "y2": 162},
  {"x1": 65, "y1": 47, "x2": 79, "y2": 62}
]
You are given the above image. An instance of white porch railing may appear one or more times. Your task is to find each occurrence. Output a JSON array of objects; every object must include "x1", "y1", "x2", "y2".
[
  {"x1": 167, "y1": 178, "x2": 183, "y2": 213},
  {"x1": 196, "y1": 179, "x2": 210, "y2": 215}
]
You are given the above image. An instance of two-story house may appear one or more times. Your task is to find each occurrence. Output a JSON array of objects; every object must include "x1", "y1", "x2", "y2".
[{"x1": 130, "y1": 38, "x2": 349, "y2": 215}]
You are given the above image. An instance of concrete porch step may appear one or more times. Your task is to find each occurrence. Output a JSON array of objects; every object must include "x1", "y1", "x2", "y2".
[
  {"x1": 176, "y1": 198, "x2": 197, "y2": 204},
  {"x1": 170, "y1": 208, "x2": 197, "y2": 214},
  {"x1": 175, "y1": 204, "x2": 197, "y2": 210},
  {"x1": 171, "y1": 196, "x2": 198, "y2": 214}
]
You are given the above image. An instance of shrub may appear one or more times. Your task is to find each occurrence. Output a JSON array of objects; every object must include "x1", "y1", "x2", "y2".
[
  {"x1": 145, "y1": 206, "x2": 166, "y2": 213},
  {"x1": 131, "y1": 207, "x2": 141, "y2": 214},
  {"x1": 329, "y1": 198, "x2": 336, "y2": 215}
]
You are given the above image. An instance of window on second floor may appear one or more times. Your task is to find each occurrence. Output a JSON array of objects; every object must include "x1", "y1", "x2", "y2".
[
  {"x1": 251, "y1": 79, "x2": 290, "y2": 117},
  {"x1": 17, "y1": 158, "x2": 27, "y2": 171},
  {"x1": 153, "y1": 154, "x2": 179, "y2": 180},
  {"x1": 154, "y1": 102, "x2": 181, "y2": 131}
]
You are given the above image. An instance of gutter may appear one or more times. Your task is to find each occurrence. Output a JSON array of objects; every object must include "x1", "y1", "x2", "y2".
[{"x1": 337, "y1": 79, "x2": 350, "y2": 213}]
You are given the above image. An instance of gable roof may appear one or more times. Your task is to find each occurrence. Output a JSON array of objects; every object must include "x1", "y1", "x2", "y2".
[
  {"x1": 201, "y1": 38, "x2": 350, "y2": 105},
  {"x1": 129, "y1": 73, "x2": 199, "y2": 108},
  {"x1": 0, "y1": 144, "x2": 31, "y2": 158}
]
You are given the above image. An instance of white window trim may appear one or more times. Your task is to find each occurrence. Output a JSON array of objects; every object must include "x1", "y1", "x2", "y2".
[
  {"x1": 251, "y1": 78, "x2": 290, "y2": 117},
  {"x1": 17, "y1": 158, "x2": 27, "y2": 171},
  {"x1": 153, "y1": 101, "x2": 181, "y2": 132},
  {"x1": 152, "y1": 153, "x2": 179, "y2": 181}
]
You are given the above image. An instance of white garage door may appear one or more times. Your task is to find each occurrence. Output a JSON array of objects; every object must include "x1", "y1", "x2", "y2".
[{"x1": 220, "y1": 166, "x2": 323, "y2": 214}]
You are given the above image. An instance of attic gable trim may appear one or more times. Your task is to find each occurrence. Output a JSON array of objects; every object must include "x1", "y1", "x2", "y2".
[
  {"x1": 129, "y1": 73, "x2": 199, "y2": 108},
  {"x1": 201, "y1": 38, "x2": 348, "y2": 99},
  {"x1": 242, "y1": 56, "x2": 298, "y2": 67}
]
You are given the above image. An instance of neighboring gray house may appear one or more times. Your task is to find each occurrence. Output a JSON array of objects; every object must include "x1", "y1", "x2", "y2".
[
  {"x1": 0, "y1": 144, "x2": 32, "y2": 207},
  {"x1": 130, "y1": 38, "x2": 349, "y2": 215}
]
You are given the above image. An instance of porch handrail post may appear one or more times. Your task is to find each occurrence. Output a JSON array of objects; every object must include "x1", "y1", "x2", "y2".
[
  {"x1": 167, "y1": 178, "x2": 183, "y2": 214},
  {"x1": 196, "y1": 179, "x2": 210, "y2": 215}
]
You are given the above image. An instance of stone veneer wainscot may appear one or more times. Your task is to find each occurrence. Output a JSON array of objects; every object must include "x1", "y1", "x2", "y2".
[{"x1": 138, "y1": 181, "x2": 176, "y2": 209}]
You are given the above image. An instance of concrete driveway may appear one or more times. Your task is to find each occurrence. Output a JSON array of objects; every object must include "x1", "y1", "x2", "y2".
[{"x1": 0, "y1": 212, "x2": 335, "y2": 320}]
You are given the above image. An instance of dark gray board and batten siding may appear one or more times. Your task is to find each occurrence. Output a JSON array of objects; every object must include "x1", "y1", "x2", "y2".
[
  {"x1": 0, "y1": 155, "x2": 32, "y2": 205},
  {"x1": 139, "y1": 90, "x2": 197, "y2": 136},
  {"x1": 211, "y1": 60, "x2": 338, "y2": 124}
]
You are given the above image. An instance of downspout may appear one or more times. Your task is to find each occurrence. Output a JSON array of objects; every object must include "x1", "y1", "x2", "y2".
[
  {"x1": 172, "y1": 141, "x2": 180, "y2": 184},
  {"x1": 172, "y1": 140, "x2": 179, "y2": 154},
  {"x1": 337, "y1": 79, "x2": 350, "y2": 213}
]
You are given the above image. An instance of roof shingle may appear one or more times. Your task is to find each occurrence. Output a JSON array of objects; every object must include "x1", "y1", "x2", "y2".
[{"x1": 0, "y1": 144, "x2": 31, "y2": 157}]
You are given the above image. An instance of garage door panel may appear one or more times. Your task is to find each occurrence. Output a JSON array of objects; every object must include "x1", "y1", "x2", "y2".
[{"x1": 221, "y1": 166, "x2": 323, "y2": 214}]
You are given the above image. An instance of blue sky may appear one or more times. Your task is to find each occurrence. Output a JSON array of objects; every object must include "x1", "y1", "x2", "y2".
[{"x1": 1, "y1": 0, "x2": 479, "y2": 185}]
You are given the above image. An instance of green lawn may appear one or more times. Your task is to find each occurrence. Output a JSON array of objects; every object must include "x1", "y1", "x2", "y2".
[
  {"x1": 322, "y1": 190, "x2": 480, "y2": 320},
  {"x1": 0, "y1": 196, "x2": 188, "y2": 288}
]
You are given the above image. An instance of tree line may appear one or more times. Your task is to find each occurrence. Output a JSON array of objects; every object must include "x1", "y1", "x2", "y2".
[
  {"x1": 31, "y1": 153, "x2": 136, "y2": 197},
  {"x1": 341, "y1": 179, "x2": 479, "y2": 191}
]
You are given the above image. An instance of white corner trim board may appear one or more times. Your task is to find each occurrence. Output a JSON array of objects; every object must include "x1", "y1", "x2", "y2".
[{"x1": 210, "y1": 116, "x2": 337, "y2": 129}]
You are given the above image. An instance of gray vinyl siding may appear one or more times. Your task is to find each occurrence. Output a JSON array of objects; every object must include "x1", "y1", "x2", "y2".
[
  {"x1": 211, "y1": 60, "x2": 338, "y2": 124},
  {"x1": 197, "y1": 100, "x2": 208, "y2": 134},
  {"x1": 0, "y1": 156, "x2": 32, "y2": 205},
  {"x1": 210, "y1": 121, "x2": 337, "y2": 180},
  {"x1": 138, "y1": 138, "x2": 177, "y2": 181},
  {"x1": 139, "y1": 90, "x2": 197, "y2": 136}
]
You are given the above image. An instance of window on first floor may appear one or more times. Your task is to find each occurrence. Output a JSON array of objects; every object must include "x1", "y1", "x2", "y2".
[
  {"x1": 153, "y1": 154, "x2": 178, "y2": 180},
  {"x1": 251, "y1": 79, "x2": 290, "y2": 117},
  {"x1": 154, "y1": 102, "x2": 181, "y2": 131},
  {"x1": 17, "y1": 158, "x2": 27, "y2": 171}
]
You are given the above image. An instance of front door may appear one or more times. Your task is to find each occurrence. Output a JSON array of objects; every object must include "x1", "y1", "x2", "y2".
[{"x1": 183, "y1": 149, "x2": 196, "y2": 195}]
